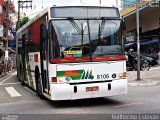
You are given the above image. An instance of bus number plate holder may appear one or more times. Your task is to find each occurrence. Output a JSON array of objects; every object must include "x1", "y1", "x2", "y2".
[{"x1": 86, "y1": 86, "x2": 99, "y2": 92}]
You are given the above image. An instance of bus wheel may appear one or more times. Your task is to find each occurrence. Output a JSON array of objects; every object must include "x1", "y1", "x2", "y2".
[
  {"x1": 19, "y1": 65, "x2": 25, "y2": 86},
  {"x1": 36, "y1": 73, "x2": 45, "y2": 100}
]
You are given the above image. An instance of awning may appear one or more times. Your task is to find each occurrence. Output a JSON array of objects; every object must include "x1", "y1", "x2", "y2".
[
  {"x1": 140, "y1": 40, "x2": 159, "y2": 45},
  {"x1": 125, "y1": 42, "x2": 136, "y2": 48},
  {"x1": 0, "y1": 34, "x2": 14, "y2": 41},
  {"x1": 8, "y1": 47, "x2": 15, "y2": 53},
  {"x1": 8, "y1": 33, "x2": 14, "y2": 40},
  {"x1": 0, "y1": 46, "x2": 15, "y2": 53},
  {"x1": 1, "y1": 37, "x2": 7, "y2": 40}
]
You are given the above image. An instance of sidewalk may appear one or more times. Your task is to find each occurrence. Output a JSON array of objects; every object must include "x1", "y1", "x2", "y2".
[
  {"x1": 127, "y1": 67, "x2": 160, "y2": 87},
  {"x1": 0, "y1": 69, "x2": 16, "y2": 79}
]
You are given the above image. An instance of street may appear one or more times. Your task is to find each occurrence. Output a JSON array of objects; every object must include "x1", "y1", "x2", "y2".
[
  {"x1": 0, "y1": 0, "x2": 160, "y2": 120},
  {"x1": 0, "y1": 68, "x2": 160, "y2": 120}
]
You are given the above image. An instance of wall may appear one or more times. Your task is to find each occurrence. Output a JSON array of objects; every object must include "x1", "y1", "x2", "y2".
[
  {"x1": 124, "y1": 7, "x2": 160, "y2": 39},
  {"x1": 141, "y1": 8, "x2": 160, "y2": 33}
]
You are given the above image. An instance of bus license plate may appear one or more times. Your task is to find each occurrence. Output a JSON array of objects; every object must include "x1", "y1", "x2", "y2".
[{"x1": 86, "y1": 86, "x2": 99, "y2": 92}]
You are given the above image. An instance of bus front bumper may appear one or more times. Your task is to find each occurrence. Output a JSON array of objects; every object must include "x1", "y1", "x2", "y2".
[{"x1": 50, "y1": 79, "x2": 127, "y2": 101}]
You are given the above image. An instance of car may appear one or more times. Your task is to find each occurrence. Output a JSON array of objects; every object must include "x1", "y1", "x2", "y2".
[
  {"x1": 158, "y1": 51, "x2": 160, "y2": 64},
  {"x1": 141, "y1": 54, "x2": 157, "y2": 66}
]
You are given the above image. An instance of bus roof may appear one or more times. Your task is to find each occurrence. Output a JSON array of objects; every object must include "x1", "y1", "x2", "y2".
[
  {"x1": 17, "y1": 6, "x2": 120, "y2": 34},
  {"x1": 50, "y1": 6, "x2": 120, "y2": 18}
]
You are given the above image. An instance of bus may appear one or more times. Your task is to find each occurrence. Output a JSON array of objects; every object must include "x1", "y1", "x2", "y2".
[{"x1": 16, "y1": 6, "x2": 127, "y2": 100}]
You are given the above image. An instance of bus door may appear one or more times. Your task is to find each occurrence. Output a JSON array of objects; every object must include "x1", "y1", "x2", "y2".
[
  {"x1": 21, "y1": 35, "x2": 26, "y2": 82},
  {"x1": 40, "y1": 24, "x2": 50, "y2": 94}
]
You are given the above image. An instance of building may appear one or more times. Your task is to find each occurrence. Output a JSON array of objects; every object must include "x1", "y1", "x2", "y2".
[
  {"x1": 0, "y1": 0, "x2": 15, "y2": 49},
  {"x1": 121, "y1": 0, "x2": 160, "y2": 41},
  {"x1": 121, "y1": 0, "x2": 160, "y2": 57},
  {"x1": 123, "y1": 0, "x2": 136, "y2": 8}
]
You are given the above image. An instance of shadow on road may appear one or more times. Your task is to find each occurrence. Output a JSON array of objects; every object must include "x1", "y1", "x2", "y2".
[{"x1": 46, "y1": 97, "x2": 124, "y2": 108}]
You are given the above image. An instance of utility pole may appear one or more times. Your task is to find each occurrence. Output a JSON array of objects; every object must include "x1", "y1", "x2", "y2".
[
  {"x1": 100, "y1": 0, "x2": 101, "y2": 5},
  {"x1": 4, "y1": 0, "x2": 9, "y2": 68},
  {"x1": 136, "y1": 0, "x2": 141, "y2": 81},
  {"x1": 17, "y1": 0, "x2": 32, "y2": 30}
]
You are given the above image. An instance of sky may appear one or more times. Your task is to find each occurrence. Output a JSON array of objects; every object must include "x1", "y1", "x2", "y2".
[{"x1": 13, "y1": 0, "x2": 122, "y2": 18}]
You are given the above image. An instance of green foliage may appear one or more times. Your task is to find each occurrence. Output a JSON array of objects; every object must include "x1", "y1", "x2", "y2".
[
  {"x1": 16, "y1": 17, "x2": 30, "y2": 30},
  {"x1": 21, "y1": 17, "x2": 29, "y2": 26}
]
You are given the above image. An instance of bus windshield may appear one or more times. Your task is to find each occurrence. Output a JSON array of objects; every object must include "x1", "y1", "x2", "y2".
[{"x1": 49, "y1": 19, "x2": 123, "y2": 63}]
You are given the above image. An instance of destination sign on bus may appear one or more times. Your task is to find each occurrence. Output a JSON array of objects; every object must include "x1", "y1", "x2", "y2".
[{"x1": 50, "y1": 6, "x2": 120, "y2": 18}]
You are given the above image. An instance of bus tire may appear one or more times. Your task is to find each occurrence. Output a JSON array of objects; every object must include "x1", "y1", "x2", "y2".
[
  {"x1": 36, "y1": 71, "x2": 45, "y2": 100},
  {"x1": 19, "y1": 64, "x2": 25, "y2": 86}
]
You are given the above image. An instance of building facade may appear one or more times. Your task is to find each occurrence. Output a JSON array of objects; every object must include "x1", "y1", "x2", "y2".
[
  {"x1": 121, "y1": 0, "x2": 160, "y2": 58},
  {"x1": 0, "y1": 0, "x2": 15, "y2": 48},
  {"x1": 121, "y1": 0, "x2": 160, "y2": 42},
  {"x1": 123, "y1": 0, "x2": 136, "y2": 8}
]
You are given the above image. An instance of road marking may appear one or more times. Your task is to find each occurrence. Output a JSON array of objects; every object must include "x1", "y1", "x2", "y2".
[
  {"x1": 24, "y1": 86, "x2": 37, "y2": 95},
  {"x1": 0, "y1": 82, "x2": 21, "y2": 86},
  {"x1": 0, "y1": 71, "x2": 17, "y2": 84},
  {"x1": 5, "y1": 87, "x2": 22, "y2": 97},
  {"x1": 0, "y1": 76, "x2": 13, "y2": 84},
  {"x1": 149, "y1": 67, "x2": 160, "y2": 71},
  {"x1": 112, "y1": 102, "x2": 143, "y2": 108}
]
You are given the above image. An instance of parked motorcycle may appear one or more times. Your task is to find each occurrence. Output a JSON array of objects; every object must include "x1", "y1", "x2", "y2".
[{"x1": 126, "y1": 54, "x2": 150, "y2": 71}]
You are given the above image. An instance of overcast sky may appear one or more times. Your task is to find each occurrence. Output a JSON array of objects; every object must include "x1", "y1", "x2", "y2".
[{"x1": 13, "y1": 0, "x2": 122, "y2": 18}]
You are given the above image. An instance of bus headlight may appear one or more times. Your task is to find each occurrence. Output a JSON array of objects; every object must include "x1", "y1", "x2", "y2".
[
  {"x1": 118, "y1": 73, "x2": 123, "y2": 78},
  {"x1": 57, "y1": 77, "x2": 71, "y2": 83},
  {"x1": 118, "y1": 72, "x2": 127, "y2": 79}
]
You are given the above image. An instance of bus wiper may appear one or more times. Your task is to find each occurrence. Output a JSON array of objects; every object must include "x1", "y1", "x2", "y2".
[
  {"x1": 68, "y1": 18, "x2": 82, "y2": 34},
  {"x1": 81, "y1": 23, "x2": 84, "y2": 45},
  {"x1": 87, "y1": 20, "x2": 92, "y2": 61}
]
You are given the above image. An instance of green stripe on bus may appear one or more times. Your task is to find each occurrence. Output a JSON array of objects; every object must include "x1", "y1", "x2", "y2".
[
  {"x1": 57, "y1": 70, "x2": 84, "y2": 80},
  {"x1": 57, "y1": 70, "x2": 93, "y2": 80}
]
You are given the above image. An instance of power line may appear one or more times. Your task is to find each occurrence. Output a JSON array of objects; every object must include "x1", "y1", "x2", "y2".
[
  {"x1": 17, "y1": 0, "x2": 33, "y2": 30},
  {"x1": 41, "y1": 0, "x2": 43, "y2": 9}
]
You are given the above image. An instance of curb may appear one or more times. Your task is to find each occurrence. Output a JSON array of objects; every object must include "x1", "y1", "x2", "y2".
[{"x1": 128, "y1": 80, "x2": 160, "y2": 87}]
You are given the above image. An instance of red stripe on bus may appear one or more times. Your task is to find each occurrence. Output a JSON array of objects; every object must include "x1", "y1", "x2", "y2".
[
  {"x1": 64, "y1": 70, "x2": 78, "y2": 76},
  {"x1": 49, "y1": 55, "x2": 125, "y2": 63}
]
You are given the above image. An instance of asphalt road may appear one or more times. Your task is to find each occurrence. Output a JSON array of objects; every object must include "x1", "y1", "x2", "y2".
[{"x1": 0, "y1": 70, "x2": 160, "y2": 120}]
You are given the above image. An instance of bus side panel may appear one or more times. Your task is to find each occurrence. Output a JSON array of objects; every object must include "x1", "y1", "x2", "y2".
[{"x1": 23, "y1": 19, "x2": 41, "y2": 90}]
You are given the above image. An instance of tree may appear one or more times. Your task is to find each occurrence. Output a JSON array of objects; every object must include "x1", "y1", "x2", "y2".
[
  {"x1": 16, "y1": 16, "x2": 30, "y2": 30},
  {"x1": 21, "y1": 17, "x2": 30, "y2": 27}
]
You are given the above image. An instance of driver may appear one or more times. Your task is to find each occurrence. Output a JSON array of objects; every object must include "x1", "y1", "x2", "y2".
[{"x1": 99, "y1": 34, "x2": 108, "y2": 45}]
